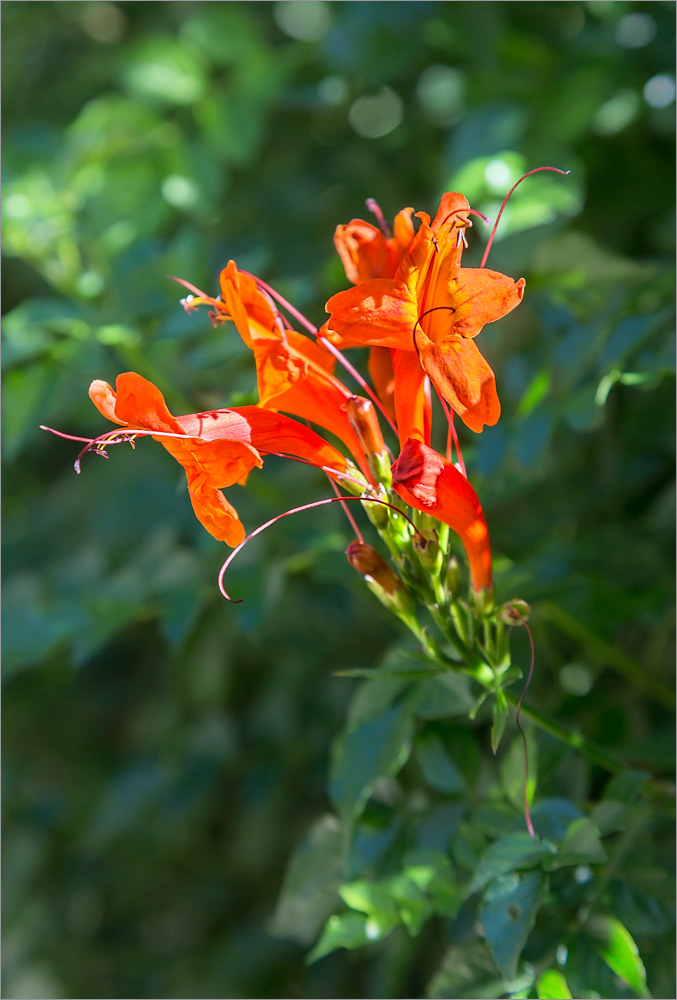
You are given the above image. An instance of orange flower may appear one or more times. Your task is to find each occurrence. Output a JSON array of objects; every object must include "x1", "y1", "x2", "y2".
[
  {"x1": 391, "y1": 438, "x2": 492, "y2": 591},
  {"x1": 89, "y1": 372, "x2": 354, "y2": 547},
  {"x1": 186, "y1": 261, "x2": 373, "y2": 479},
  {"x1": 334, "y1": 204, "x2": 415, "y2": 283},
  {"x1": 326, "y1": 192, "x2": 525, "y2": 433}
]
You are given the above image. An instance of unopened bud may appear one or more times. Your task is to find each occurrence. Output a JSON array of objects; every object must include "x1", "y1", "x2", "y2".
[
  {"x1": 346, "y1": 540, "x2": 402, "y2": 596},
  {"x1": 346, "y1": 395, "x2": 390, "y2": 481},
  {"x1": 445, "y1": 556, "x2": 461, "y2": 599},
  {"x1": 498, "y1": 599, "x2": 531, "y2": 626},
  {"x1": 413, "y1": 531, "x2": 440, "y2": 571}
]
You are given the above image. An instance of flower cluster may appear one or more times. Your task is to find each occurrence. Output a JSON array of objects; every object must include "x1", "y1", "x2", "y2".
[{"x1": 46, "y1": 185, "x2": 540, "y2": 682}]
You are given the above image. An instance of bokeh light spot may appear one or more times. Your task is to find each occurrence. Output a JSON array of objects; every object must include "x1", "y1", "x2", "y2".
[
  {"x1": 643, "y1": 74, "x2": 676, "y2": 108},
  {"x1": 81, "y1": 2, "x2": 126, "y2": 44},
  {"x1": 615, "y1": 12, "x2": 656, "y2": 48},
  {"x1": 274, "y1": 1, "x2": 330, "y2": 41},
  {"x1": 416, "y1": 65, "x2": 465, "y2": 120},
  {"x1": 348, "y1": 87, "x2": 403, "y2": 139},
  {"x1": 484, "y1": 159, "x2": 512, "y2": 191},
  {"x1": 4, "y1": 193, "x2": 31, "y2": 218},
  {"x1": 161, "y1": 175, "x2": 199, "y2": 210},
  {"x1": 318, "y1": 76, "x2": 348, "y2": 106},
  {"x1": 559, "y1": 663, "x2": 593, "y2": 696},
  {"x1": 591, "y1": 89, "x2": 639, "y2": 135}
]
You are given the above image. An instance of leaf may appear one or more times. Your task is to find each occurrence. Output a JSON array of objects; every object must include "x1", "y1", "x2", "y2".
[
  {"x1": 269, "y1": 814, "x2": 343, "y2": 945},
  {"x1": 590, "y1": 798, "x2": 627, "y2": 836},
  {"x1": 306, "y1": 911, "x2": 372, "y2": 964},
  {"x1": 426, "y1": 939, "x2": 506, "y2": 999},
  {"x1": 591, "y1": 915, "x2": 650, "y2": 998},
  {"x1": 480, "y1": 870, "x2": 546, "y2": 981},
  {"x1": 415, "y1": 732, "x2": 465, "y2": 794},
  {"x1": 468, "y1": 833, "x2": 556, "y2": 894},
  {"x1": 536, "y1": 968, "x2": 573, "y2": 999},
  {"x1": 408, "y1": 671, "x2": 476, "y2": 719},
  {"x1": 329, "y1": 703, "x2": 414, "y2": 826},
  {"x1": 603, "y1": 769, "x2": 649, "y2": 805},
  {"x1": 491, "y1": 689, "x2": 509, "y2": 753},
  {"x1": 386, "y1": 873, "x2": 432, "y2": 936},
  {"x1": 547, "y1": 817, "x2": 607, "y2": 869}
]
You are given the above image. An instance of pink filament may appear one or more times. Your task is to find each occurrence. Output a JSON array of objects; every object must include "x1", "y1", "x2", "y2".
[
  {"x1": 479, "y1": 166, "x2": 570, "y2": 269},
  {"x1": 218, "y1": 495, "x2": 417, "y2": 602}
]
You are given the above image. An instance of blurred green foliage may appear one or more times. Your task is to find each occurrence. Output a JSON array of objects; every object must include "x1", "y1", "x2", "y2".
[{"x1": 2, "y1": 2, "x2": 674, "y2": 998}]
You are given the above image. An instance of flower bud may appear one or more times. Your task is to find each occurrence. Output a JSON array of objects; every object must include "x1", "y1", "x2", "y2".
[
  {"x1": 346, "y1": 395, "x2": 390, "y2": 482},
  {"x1": 413, "y1": 530, "x2": 440, "y2": 571},
  {"x1": 444, "y1": 555, "x2": 461, "y2": 599},
  {"x1": 498, "y1": 599, "x2": 531, "y2": 626},
  {"x1": 346, "y1": 540, "x2": 402, "y2": 596}
]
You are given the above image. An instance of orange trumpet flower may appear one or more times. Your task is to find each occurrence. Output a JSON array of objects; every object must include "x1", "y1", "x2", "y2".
[
  {"x1": 391, "y1": 437, "x2": 492, "y2": 591},
  {"x1": 326, "y1": 192, "x2": 525, "y2": 433},
  {"x1": 87, "y1": 372, "x2": 355, "y2": 547}
]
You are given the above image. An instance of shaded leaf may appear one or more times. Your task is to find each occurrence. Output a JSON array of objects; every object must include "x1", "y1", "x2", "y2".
[
  {"x1": 468, "y1": 833, "x2": 556, "y2": 894},
  {"x1": 480, "y1": 870, "x2": 546, "y2": 981},
  {"x1": 329, "y1": 703, "x2": 414, "y2": 826},
  {"x1": 269, "y1": 814, "x2": 343, "y2": 946}
]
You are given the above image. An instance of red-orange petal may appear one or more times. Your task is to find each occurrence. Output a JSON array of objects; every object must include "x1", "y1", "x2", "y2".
[
  {"x1": 111, "y1": 372, "x2": 183, "y2": 433},
  {"x1": 391, "y1": 438, "x2": 492, "y2": 590},
  {"x1": 89, "y1": 380, "x2": 126, "y2": 425},
  {"x1": 325, "y1": 279, "x2": 418, "y2": 350},
  {"x1": 391, "y1": 349, "x2": 430, "y2": 447},
  {"x1": 415, "y1": 329, "x2": 500, "y2": 433},
  {"x1": 440, "y1": 268, "x2": 525, "y2": 342},
  {"x1": 367, "y1": 347, "x2": 396, "y2": 420}
]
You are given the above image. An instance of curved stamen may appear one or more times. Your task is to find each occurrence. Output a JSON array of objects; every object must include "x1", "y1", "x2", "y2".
[
  {"x1": 479, "y1": 166, "x2": 571, "y2": 269},
  {"x1": 218, "y1": 495, "x2": 418, "y2": 602},
  {"x1": 240, "y1": 271, "x2": 319, "y2": 335},
  {"x1": 413, "y1": 304, "x2": 457, "y2": 350},
  {"x1": 437, "y1": 206, "x2": 491, "y2": 229},
  {"x1": 514, "y1": 610, "x2": 536, "y2": 840}
]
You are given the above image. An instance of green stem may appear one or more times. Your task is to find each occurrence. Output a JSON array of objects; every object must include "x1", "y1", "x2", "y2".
[{"x1": 504, "y1": 690, "x2": 626, "y2": 775}]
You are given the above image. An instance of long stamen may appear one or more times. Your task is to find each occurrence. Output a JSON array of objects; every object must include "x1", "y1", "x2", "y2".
[
  {"x1": 515, "y1": 610, "x2": 536, "y2": 840},
  {"x1": 218, "y1": 495, "x2": 418, "y2": 602},
  {"x1": 240, "y1": 271, "x2": 318, "y2": 335},
  {"x1": 435, "y1": 394, "x2": 467, "y2": 477},
  {"x1": 327, "y1": 474, "x2": 364, "y2": 543},
  {"x1": 438, "y1": 206, "x2": 491, "y2": 229},
  {"x1": 479, "y1": 166, "x2": 571, "y2": 269}
]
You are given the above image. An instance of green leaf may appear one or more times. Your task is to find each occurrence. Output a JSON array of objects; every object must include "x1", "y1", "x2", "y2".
[
  {"x1": 590, "y1": 798, "x2": 627, "y2": 836},
  {"x1": 404, "y1": 849, "x2": 462, "y2": 918},
  {"x1": 547, "y1": 817, "x2": 607, "y2": 869},
  {"x1": 306, "y1": 911, "x2": 372, "y2": 964},
  {"x1": 480, "y1": 870, "x2": 546, "y2": 981},
  {"x1": 408, "y1": 671, "x2": 476, "y2": 719},
  {"x1": 415, "y1": 732, "x2": 465, "y2": 794},
  {"x1": 329, "y1": 704, "x2": 414, "y2": 826},
  {"x1": 339, "y1": 879, "x2": 399, "y2": 934},
  {"x1": 468, "y1": 833, "x2": 557, "y2": 894},
  {"x1": 491, "y1": 689, "x2": 509, "y2": 753},
  {"x1": 427, "y1": 940, "x2": 506, "y2": 999},
  {"x1": 269, "y1": 814, "x2": 343, "y2": 945},
  {"x1": 536, "y1": 968, "x2": 573, "y2": 999},
  {"x1": 385, "y1": 873, "x2": 432, "y2": 936},
  {"x1": 592, "y1": 915, "x2": 650, "y2": 998},
  {"x1": 603, "y1": 769, "x2": 649, "y2": 805}
]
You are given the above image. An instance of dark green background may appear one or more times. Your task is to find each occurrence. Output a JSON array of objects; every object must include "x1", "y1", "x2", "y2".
[{"x1": 3, "y1": 2, "x2": 674, "y2": 997}]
